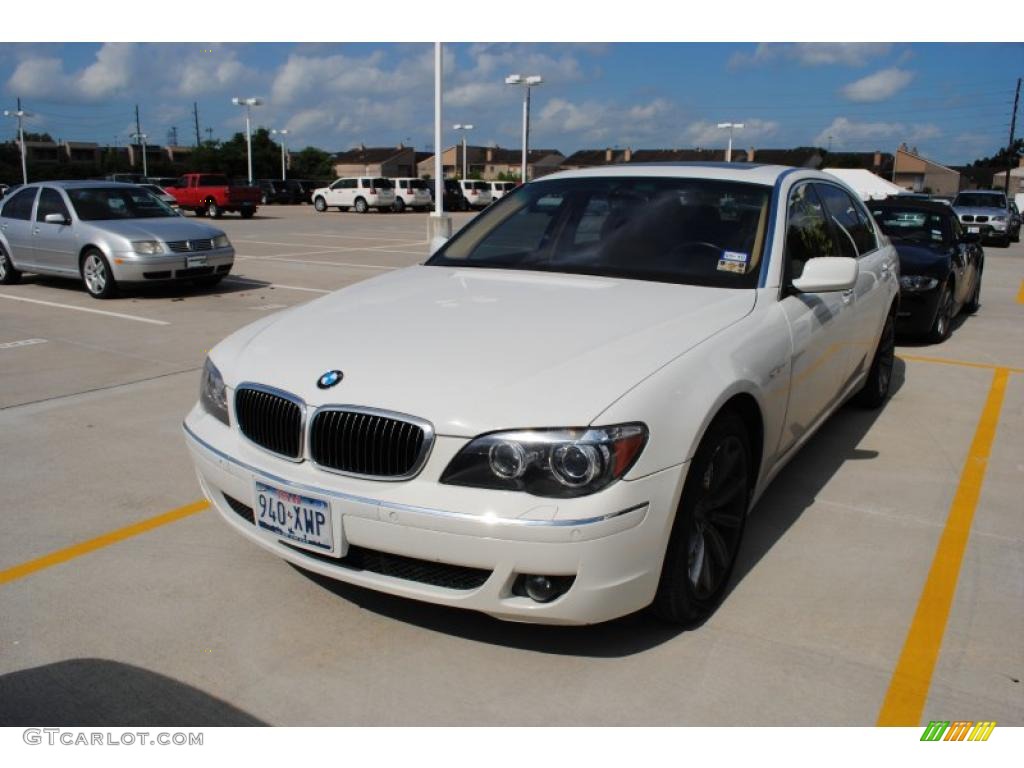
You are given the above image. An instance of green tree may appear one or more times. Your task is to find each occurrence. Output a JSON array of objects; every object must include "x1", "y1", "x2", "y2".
[
  {"x1": 971, "y1": 138, "x2": 1024, "y2": 168},
  {"x1": 289, "y1": 146, "x2": 334, "y2": 180}
]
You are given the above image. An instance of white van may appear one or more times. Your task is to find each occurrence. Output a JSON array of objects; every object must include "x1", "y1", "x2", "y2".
[
  {"x1": 458, "y1": 180, "x2": 492, "y2": 209},
  {"x1": 391, "y1": 178, "x2": 432, "y2": 212},
  {"x1": 313, "y1": 177, "x2": 396, "y2": 213}
]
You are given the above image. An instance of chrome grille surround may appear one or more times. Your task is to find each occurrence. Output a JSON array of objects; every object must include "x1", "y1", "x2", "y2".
[
  {"x1": 167, "y1": 238, "x2": 214, "y2": 253},
  {"x1": 233, "y1": 383, "x2": 306, "y2": 463}
]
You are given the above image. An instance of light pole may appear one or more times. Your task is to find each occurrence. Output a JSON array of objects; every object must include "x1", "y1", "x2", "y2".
[
  {"x1": 505, "y1": 74, "x2": 543, "y2": 182},
  {"x1": 453, "y1": 124, "x2": 474, "y2": 180},
  {"x1": 131, "y1": 131, "x2": 149, "y2": 178},
  {"x1": 716, "y1": 122, "x2": 744, "y2": 162},
  {"x1": 232, "y1": 97, "x2": 263, "y2": 185},
  {"x1": 4, "y1": 109, "x2": 32, "y2": 184},
  {"x1": 271, "y1": 128, "x2": 289, "y2": 180},
  {"x1": 428, "y1": 43, "x2": 452, "y2": 249}
]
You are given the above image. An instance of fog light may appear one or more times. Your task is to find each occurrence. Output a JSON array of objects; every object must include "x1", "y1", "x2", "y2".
[{"x1": 514, "y1": 573, "x2": 575, "y2": 603}]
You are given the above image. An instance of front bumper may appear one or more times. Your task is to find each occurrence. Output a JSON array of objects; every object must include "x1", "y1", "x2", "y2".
[
  {"x1": 896, "y1": 285, "x2": 942, "y2": 335},
  {"x1": 183, "y1": 405, "x2": 685, "y2": 625},
  {"x1": 110, "y1": 247, "x2": 234, "y2": 282}
]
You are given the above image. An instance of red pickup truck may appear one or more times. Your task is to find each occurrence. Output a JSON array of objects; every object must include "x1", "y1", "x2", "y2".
[{"x1": 169, "y1": 174, "x2": 260, "y2": 218}]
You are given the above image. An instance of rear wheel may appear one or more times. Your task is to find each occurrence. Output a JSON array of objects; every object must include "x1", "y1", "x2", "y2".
[
  {"x1": 313, "y1": 196, "x2": 327, "y2": 212},
  {"x1": 354, "y1": 197, "x2": 368, "y2": 213},
  {"x1": 240, "y1": 207, "x2": 255, "y2": 219},
  {"x1": 854, "y1": 312, "x2": 895, "y2": 408},
  {"x1": 0, "y1": 244, "x2": 21, "y2": 284},
  {"x1": 928, "y1": 282, "x2": 954, "y2": 343},
  {"x1": 81, "y1": 249, "x2": 118, "y2": 299},
  {"x1": 393, "y1": 197, "x2": 406, "y2": 213},
  {"x1": 652, "y1": 411, "x2": 750, "y2": 625}
]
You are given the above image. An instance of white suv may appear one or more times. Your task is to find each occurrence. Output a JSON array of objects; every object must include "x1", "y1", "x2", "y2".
[
  {"x1": 391, "y1": 178, "x2": 432, "y2": 212},
  {"x1": 313, "y1": 177, "x2": 396, "y2": 213},
  {"x1": 489, "y1": 181, "x2": 517, "y2": 202},
  {"x1": 459, "y1": 180, "x2": 492, "y2": 209}
]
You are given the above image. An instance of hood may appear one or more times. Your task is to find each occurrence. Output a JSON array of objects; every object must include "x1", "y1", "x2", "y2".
[
  {"x1": 953, "y1": 206, "x2": 1006, "y2": 217},
  {"x1": 95, "y1": 217, "x2": 225, "y2": 242},
  {"x1": 217, "y1": 266, "x2": 756, "y2": 436},
  {"x1": 892, "y1": 241, "x2": 952, "y2": 276}
]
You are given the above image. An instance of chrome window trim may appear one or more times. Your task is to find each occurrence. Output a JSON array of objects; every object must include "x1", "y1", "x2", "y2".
[
  {"x1": 233, "y1": 382, "x2": 307, "y2": 463},
  {"x1": 306, "y1": 404, "x2": 436, "y2": 482}
]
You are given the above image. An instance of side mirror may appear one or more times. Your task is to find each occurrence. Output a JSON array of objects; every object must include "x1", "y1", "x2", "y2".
[
  {"x1": 792, "y1": 256, "x2": 858, "y2": 293},
  {"x1": 44, "y1": 213, "x2": 70, "y2": 225}
]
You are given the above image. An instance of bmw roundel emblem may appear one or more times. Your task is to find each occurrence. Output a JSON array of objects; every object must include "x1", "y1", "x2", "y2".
[{"x1": 317, "y1": 370, "x2": 344, "y2": 389}]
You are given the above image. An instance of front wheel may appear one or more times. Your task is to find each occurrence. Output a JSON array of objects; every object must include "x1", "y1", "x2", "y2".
[
  {"x1": 81, "y1": 249, "x2": 118, "y2": 299},
  {"x1": 963, "y1": 270, "x2": 982, "y2": 314},
  {"x1": 206, "y1": 200, "x2": 221, "y2": 218},
  {"x1": 928, "y1": 282, "x2": 954, "y2": 343},
  {"x1": 313, "y1": 196, "x2": 327, "y2": 212},
  {"x1": 0, "y1": 244, "x2": 22, "y2": 284},
  {"x1": 854, "y1": 312, "x2": 895, "y2": 408},
  {"x1": 652, "y1": 411, "x2": 750, "y2": 625}
]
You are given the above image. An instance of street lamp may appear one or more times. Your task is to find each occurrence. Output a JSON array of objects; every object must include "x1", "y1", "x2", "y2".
[
  {"x1": 232, "y1": 96, "x2": 263, "y2": 185},
  {"x1": 716, "y1": 122, "x2": 745, "y2": 162},
  {"x1": 131, "y1": 131, "x2": 149, "y2": 178},
  {"x1": 453, "y1": 124, "x2": 474, "y2": 181},
  {"x1": 271, "y1": 128, "x2": 289, "y2": 180},
  {"x1": 505, "y1": 74, "x2": 543, "y2": 182},
  {"x1": 3, "y1": 109, "x2": 33, "y2": 184}
]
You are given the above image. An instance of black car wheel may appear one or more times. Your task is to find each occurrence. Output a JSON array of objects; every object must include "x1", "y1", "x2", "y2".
[
  {"x1": 313, "y1": 196, "x2": 327, "y2": 212},
  {"x1": 393, "y1": 197, "x2": 406, "y2": 213},
  {"x1": 0, "y1": 244, "x2": 21, "y2": 284},
  {"x1": 652, "y1": 410, "x2": 750, "y2": 625},
  {"x1": 928, "y1": 282, "x2": 954, "y2": 343},
  {"x1": 854, "y1": 312, "x2": 895, "y2": 408},
  {"x1": 964, "y1": 269, "x2": 982, "y2": 314}
]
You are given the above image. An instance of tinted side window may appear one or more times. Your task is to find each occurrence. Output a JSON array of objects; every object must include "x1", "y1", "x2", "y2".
[
  {"x1": 786, "y1": 184, "x2": 837, "y2": 280},
  {"x1": 815, "y1": 184, "x2": 875, "y2": 256},
  {"x1": 343, "y1": 179, "x2": 357, "y2": 189},
  {"x1": 37, "y1": 188, "x2": 71, "y2": 222},
  {"x1": 2, "y1": 187, "x2": 39, "y2": 221}
]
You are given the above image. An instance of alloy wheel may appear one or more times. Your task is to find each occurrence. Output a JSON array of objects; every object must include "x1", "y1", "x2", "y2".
[{"x1": 83, "y1": 253, "x2": 107, "y2": 295}]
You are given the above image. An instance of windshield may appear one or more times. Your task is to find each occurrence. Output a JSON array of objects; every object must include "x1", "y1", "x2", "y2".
[
  {"x1": 67, "y1": 187, "x2": 178, "y2": 220},
  {"x1": 870, "y1": 206, "x2": 951, "y2": 245},
  {"x1": 954, "y1": 193, "x2": 1005, "y2": 208},
  {"x1": 428, "y1": 177, "x2": 772, "y2": 288}
]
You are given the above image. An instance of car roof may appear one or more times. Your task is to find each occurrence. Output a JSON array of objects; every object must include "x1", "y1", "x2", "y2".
[
  {"x1": 22, "y1": 180, "x2": 142, "y2": 190},
  {"x1": 537, "y1": 162, "x2": 811, "y2": 186},
  {"x1": 868, "y1": 198, "x2": 953, "y2": 215}
]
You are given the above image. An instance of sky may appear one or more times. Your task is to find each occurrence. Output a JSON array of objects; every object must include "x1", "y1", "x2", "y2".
[{"x1": 0, "y1": 42, "x2": 1021, "y2": 165}]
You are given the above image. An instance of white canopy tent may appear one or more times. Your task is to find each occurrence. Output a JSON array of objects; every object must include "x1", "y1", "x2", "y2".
[{"x1": 823, "y1": 168, "x2": 906, "y2": 201}]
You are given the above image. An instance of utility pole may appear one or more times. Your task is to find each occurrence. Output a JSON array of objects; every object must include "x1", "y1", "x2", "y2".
[
  {"x1": 205, "y1": 127, "x2": 213, "y2": 143},
  {"x1": 134, "y1": 105, "x2": 142, "y2": 173},
  {"x1": 1005, "y1": 77, "x2": 1020, "y2": 196},
  {"x1": 168, "y1": 126, "x2": 178, "y2": 147},
  {"x1": 194, "y1": 102, "x2": 201, "y2": 147}
]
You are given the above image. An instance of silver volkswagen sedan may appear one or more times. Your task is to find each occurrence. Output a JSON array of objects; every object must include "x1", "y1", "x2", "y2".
[{"x1": 0, "y1": 181, "x2": 234, "y2": 299}]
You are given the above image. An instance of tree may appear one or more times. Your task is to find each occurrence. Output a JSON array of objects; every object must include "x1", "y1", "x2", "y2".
[
  {"x1": 970, "y1": 138, "x2": 1024, "y2": 168},
  {"x1": 289, "y1": 146, "x2": 334, "y2": 180}
]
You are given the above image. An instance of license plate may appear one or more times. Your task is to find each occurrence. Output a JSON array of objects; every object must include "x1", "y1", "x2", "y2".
[
  {"x1": 186, "y1": 254, "x2": 208, "y2": 268},
  {"x1": 253, "y1": 480, "x2": 333, "y2": 552},
  {"x1": 968, "y1": 226, "x2": 980, "y2": 233}
]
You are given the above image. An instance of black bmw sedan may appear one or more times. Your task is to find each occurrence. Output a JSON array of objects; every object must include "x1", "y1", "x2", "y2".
[{"x1": 869, "y1": 198, "x2": 983, "y2": 343}]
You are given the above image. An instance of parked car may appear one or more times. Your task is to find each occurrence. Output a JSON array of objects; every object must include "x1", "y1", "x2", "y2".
[
  {"x1": 952, "y1": 189, "x2": 1017, "y2": 247},
  {"x1": 139, "y1": 183, "x2": 181, "y2": 213},
  {"x1": 868, "y1": 198, "x2": 983, "y2": 342},
  {"x1": 431, "y1": 179, "x2": 469, "y2": 212},
  {"x1": 286, "y1": 179, "x2": 316, "y2": 204},
  {"x1": 168, "y1": 174, "x2": 260, "y2": 219},
  {"x1": 183, "y1": 164, "x2": 898, "y2": 625},
  {"x1": 0, "y1": 181, "x2": 234, "y2": 299},
  {"x1": 489, "y1": 181, "x2": 517, "y2": 202},
  {"x1": 459, "y1": 179, "x2": 492, "y2": 209},
  {"x1": 256, "y1": 179, "x2": 293, "y2": 205},
  {"x1": 391, "y1": 177, "x2": 432, "y2": 212},
  {"x1": 312, "y1": 177, "x2": 396, "y2": 213}
]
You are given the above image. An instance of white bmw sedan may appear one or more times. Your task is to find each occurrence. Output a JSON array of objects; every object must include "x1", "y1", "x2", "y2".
[{"x1": 183, "y1": 164, "x2": 899, "y2": 625}]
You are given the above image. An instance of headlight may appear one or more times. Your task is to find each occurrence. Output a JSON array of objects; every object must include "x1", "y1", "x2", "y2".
[
  {"x1": 440, "y1": 424, "x2": 647, "y2": 498},
  {"x1": 900, "y1": 275, "x2": 939, "y2": 292},
  {"x1": 199, "y1": 358, "x2": 229, "y2": 426},
  {"x1": 213, "y1": 234, "x2": 231, "y2": 249},
  {"x1": 131, "y1": 240, "x2": 164, "y2": 255},
  {"x1": 992, "y1": 215, "x2": 1006, "y2": 222}
]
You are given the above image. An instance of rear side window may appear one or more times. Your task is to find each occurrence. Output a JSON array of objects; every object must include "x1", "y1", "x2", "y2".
[
  {"x1": 786, "y1": 183, "x2": 837, "y2": 280},
  {"x1": 2, "y1": 187, "x2": 38, "y2": 220},
  {"x1": 198, "y1": 175, "x2": 228, "y2": 186},
  {"x1": 37, "y1": 188, "x2": 71, "y2": 222},
  {"x1": 816, "y1": 183, "x2": 877, "y2": 256}
]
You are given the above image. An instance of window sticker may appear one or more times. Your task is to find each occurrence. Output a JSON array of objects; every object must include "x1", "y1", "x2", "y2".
[
  {"x1": 717, "y1": 259, "x2": 746, "y2": 274},
  {"x1": 721, "y1": 250, "x2": 749, "y2": 264}
]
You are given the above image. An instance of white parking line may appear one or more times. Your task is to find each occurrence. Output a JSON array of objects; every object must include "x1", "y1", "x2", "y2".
[
  {"x1": 0, "y1": 294, "x2": 170, "y2": 326},
  {"x1": 0, "y1": 338, "x2": 47, "y2": 349},
  {"x1": 234, "y1": 255, "x2": 398, "y2": 270},
  {"x1": 288, "y1": 232, "x2": 428, "y2": 243},
  {"x1": 223, "y1": 277, "x2": 330, "y2": 294}
]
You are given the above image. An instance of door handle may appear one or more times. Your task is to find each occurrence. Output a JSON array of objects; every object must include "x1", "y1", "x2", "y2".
[{"x1": 32, "y1": 228, "x2": 40, "y2": 235}]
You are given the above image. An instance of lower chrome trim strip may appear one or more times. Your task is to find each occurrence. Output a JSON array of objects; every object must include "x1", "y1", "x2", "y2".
[{"x1": 184, "y1": 421, "x2": 646, "y2": 529}]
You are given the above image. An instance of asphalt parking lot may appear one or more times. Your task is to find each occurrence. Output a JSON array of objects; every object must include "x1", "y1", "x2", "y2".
[{"x1": 0, "y1": 203, "x2": 1021, "y2": 726}]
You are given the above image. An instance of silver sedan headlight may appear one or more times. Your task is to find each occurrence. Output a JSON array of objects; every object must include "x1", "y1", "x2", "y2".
[
  {"x1": 213, "y1": 234, "x2": 231, "y2": 249},
  {"x1": 131, "y1": 240, "x2": 164, "y2": 255},
  {"x1": 199, "y1": 358, "x2": 230, "y2": 426},
  {"x1": 440, "y1": 424, "x2": 647, "y2": 498}
]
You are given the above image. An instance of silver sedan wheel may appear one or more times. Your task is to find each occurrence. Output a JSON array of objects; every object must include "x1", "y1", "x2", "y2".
[{"x1": 83, "y1": 253, "x2": 107, "y2": 295}]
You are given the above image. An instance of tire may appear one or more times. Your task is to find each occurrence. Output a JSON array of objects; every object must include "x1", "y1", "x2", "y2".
[
  {"x1": 853, "y1": 311, "x2": 895, "y2": 409},
  {"x1": 194, "y1": 207, "x2": 206, "y2": 217},
  {"x1": 313, "y1": 196, "x2": 327, "y2": 212},
  {"x1": 963, "y1": 269, "x2": 982, "y2": 314},
  {"x1": 652, "y1": 410, "x2": 750, "y2": 625},
  {"x1": 81, "y1": 249, "x2": 118, "y2": 299},
  {"x1": 928, "y1": 282, "x2": 954, "y2": 343},
  {"x1": 393, "y1": 197, "x2": 406, "y2": 213},
  {"x1": 0, "y1": 243, "x2": 22, "y2": 284},
  {"x1": 195, "y1": 275, "x2": 225, "y2": 289},
  {"x1": 354, "y1": 197, "x2": 368, "y2": 213},
  {"x1": 1011, "y1": 228, "x2": 1020, "y2": 244},
  {"x1": 261, "y1": 194, "x2": 268, "y2": 205},
  {"x1": 240, "y1": 207, "x2": 255, "y2": 219},
  {"x1": 206, "y1": 199, "x2": 221, "y2": 218}
]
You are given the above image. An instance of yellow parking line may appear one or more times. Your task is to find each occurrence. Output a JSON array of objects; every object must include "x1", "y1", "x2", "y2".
[
  {"x1": 1017, "y1": 279, "x2": 1024, "y2": 304},
  {"x1": 0, "y1": 500, "x2": 208, "y2": 586},
  {"x1": 898, "y1": 354, "x2": 1024, "y2": 374},
  {"x1": 877, "y1": 367, "x2": 1010, "y2": 726}
]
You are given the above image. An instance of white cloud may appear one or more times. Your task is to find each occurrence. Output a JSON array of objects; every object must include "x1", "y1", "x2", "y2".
[
  {"x1": 730, "y1": 43, "x2": 892, "y2": 69},
  {"x1": 77, "y1": 43, "x2": 138, "y2": 99},
  {"x1": 685, "y1": 118, "x2": 780, "y2": 147},
  {"x1": 840, "y1": 68, "x2": 914, "y2": 102},
  {"x1": 815, "y1": 117, "x2": 941, "y2": 147}
]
